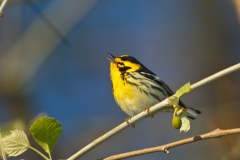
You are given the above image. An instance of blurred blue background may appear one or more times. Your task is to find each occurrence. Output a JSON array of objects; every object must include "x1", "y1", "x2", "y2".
[{"x1": 0, "y1": 0, "x2": 240, "y2": 159}]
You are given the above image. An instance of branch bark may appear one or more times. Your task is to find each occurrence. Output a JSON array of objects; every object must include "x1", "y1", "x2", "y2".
[{"x1": 103, "y1": 128, "x2": 240, "y2": 160}]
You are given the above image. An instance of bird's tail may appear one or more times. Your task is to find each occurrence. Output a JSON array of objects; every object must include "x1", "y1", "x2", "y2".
[{"x1": 186, "y1": 107, "x2": 201, "y2": 119}]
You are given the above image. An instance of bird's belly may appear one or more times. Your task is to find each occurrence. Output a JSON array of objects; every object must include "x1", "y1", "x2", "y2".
[{"x1": 113, "y1": 82, "x2": 160, "y2": 117}]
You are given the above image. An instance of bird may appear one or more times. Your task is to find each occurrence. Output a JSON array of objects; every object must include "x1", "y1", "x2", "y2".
[{"x1": 106, "y1": 53, "x2": 201, "y2": 120}]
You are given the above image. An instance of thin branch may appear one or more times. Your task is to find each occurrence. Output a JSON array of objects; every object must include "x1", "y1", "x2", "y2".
[
  {"x1": 28, "y1": 145, "x2": 50, "y2": 160},
  {"x1": 104, "y1": 128, "x2": 240, "y2": 160},
  {"x1": 0, "y1": 0, "x2": 8, "y2": 18},
  {"x1": 67, "y1": 63, "x2": 240, "y2": 160},
  {"x1": 190, "y1": 63, "x2": 240, "y2": 91}
]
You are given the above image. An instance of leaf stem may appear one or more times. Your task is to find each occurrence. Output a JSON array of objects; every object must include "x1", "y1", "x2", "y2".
[
  {"x1": 28, "y1": 146, "x2": 50, "y2": 160},
  {"x1": 173, "y1": 108, "x2": 177, "y2": 118},
  {"x1": 48, "y1": 152, "x2": 53, "y2": 160}
]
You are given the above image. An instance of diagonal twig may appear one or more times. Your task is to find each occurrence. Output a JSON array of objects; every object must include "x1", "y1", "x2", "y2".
[{"x1": 103, "y1": 128, "x2": 240, "y2": 159}]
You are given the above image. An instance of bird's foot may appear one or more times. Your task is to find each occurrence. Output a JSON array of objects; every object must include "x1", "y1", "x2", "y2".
[
  {"x1": 125, "y1": 117, "x2": 135, "y2": 128},
  {"x1": 144, "y1": 107, "x2": 154, "y2": 118}
]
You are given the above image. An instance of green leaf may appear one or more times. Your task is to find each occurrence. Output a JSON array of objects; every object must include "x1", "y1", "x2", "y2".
[
  {"x1": 29, "y1": 116, "x2": 63, "y2": 154},
  {"x1": 175, "y1": 82, "x2": 191, "y2": 98},
  {"x1": 175, "y1": 82, "x2": 191, "y2": 133},
  {"x1": 180, "y1": 112, "x2": 190, "y2": 133},
  {"x1": 1, "y1": 130, "x2": 30, "y2": 156},
  {"x1": 168, "y1": 96, "x2": 179, "y2": 106}
]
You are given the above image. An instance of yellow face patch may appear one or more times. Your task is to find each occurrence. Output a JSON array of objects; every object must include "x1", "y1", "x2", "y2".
[
  {"x1": 114, "y1": 57, "x2": 141, "y2": 73},
  {"x1": 109, "y1": 61, "x2": 136, "y2": 105},
  {"x1": 110, "y1": 61, "x2": 119, "y2": 75}
]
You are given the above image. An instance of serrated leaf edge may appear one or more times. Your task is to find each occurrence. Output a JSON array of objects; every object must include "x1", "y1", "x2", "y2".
[
  {"x1": 1, "y1": 130, "x2": 30, "y2": 157},
  {"x1": 30, "y1": 117, "x2": 63, "y2": 154}
]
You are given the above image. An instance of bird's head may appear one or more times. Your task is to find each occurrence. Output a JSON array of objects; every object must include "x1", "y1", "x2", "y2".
[{"x1": 106, "y1": 53, "x2": 142, "y2": 74}]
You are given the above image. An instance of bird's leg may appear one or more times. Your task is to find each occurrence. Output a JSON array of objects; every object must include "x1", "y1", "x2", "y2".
[
  {"x1": 144, "y1": 107, "x2": 154, "y2": 118},
  {"x1": 125, "y1": 117, "x2": 135, "y2": 128}
]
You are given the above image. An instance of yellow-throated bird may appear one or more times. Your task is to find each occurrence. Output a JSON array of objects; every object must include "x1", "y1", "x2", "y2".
[{"x1": 106, "y1": 54, "x2": 201, "y2": 119}]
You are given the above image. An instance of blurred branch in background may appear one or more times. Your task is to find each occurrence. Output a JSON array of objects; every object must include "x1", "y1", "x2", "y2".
[
  {"x1": 0, "y1": 0, "x2": 98, "y2": 121},
  {"x1": 232, "y1": 0, "x2": 240, "y2": 23},
  {"x1": 25, "y1": 0, "x2": 70, "y2": 45},
  {"x1": 0, "y1": 0, "x2": 98, "y2": 93},
  {"x1": 0, "y1": 0, "x2": 8, "y2": 18}
]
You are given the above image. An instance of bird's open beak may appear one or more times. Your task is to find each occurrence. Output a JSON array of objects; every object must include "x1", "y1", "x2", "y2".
[{"x1": 105, "y1": 53, "x2": 115, "y2": 63}]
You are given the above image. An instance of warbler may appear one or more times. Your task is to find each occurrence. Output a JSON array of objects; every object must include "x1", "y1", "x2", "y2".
[{"x1": 106, "y1": 54, "x2": 201, "y2": 119}]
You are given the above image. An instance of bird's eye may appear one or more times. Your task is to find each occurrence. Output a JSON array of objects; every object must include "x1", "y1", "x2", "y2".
[{"x1": 117, "y1": 62, "x2": 124, "y2": 68}]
